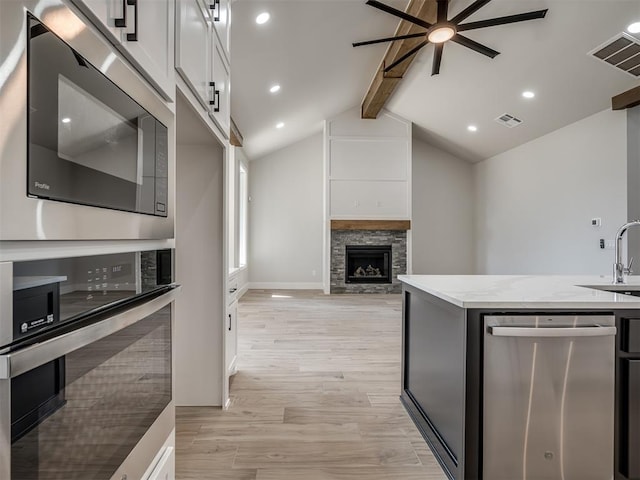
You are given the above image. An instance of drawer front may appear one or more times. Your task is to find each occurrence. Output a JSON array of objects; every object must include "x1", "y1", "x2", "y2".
[{"x1": 623, "y1": 319, "x2": 640, "y2": 353}]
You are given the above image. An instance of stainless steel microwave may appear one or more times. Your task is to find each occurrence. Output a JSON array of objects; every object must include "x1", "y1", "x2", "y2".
[{"x1": 0, "y1": 1, "x2": 174, "y2": 240}]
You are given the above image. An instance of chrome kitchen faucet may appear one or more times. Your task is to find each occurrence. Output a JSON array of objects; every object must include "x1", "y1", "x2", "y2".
[{"x1": 614, "y1": 220, "x2": 640, "y2": 284}]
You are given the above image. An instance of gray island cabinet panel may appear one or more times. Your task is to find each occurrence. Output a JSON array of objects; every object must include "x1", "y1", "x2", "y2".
[
  {"x1": 401, "y1": 284, "x2": 482, "y2": 480},
  {"x1": 399, "y1": 277, "x2": 640, "y2": 480},
  {"x1": 617, "y1": 313, "x2": 640, "y2": 480}
]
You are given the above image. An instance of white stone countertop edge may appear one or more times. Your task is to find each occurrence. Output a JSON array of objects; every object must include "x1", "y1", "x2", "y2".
[{"x1": 397, "y1": 274, "x2": 640, "y2": 309}]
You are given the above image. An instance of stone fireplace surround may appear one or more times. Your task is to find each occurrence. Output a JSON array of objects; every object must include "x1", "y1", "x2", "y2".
[{"x1": 330, "y1": 220, "x2": 409, "y2": 294}]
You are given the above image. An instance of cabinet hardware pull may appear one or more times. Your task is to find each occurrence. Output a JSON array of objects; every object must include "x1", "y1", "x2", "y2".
[
  {"x1": 209, "y1": 81, "x2": 220, "y2": 112},
  {"x1": 126, "y1": 0, "x2": 138, "y2": 42},
  {"x1": 210, "y1": 0, "x2": 221, "y2": 22},
  {"x1": 228, "y1": 313, "x2": 232, "y2": 331},
  {"x1": 115, "y1": 0, "x2": 127, "y2": 28}
]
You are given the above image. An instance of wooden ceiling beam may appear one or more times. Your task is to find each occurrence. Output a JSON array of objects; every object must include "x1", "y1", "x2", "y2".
[
  {"x1": 230, "y1": 117, "x2": 244, "y2": 147},
  {"x1": 361, "y1": 0, "x2": 437, "y2": 119},
  {"x1": 612, "y1": 85, "x2": 640, "y2": 111}
]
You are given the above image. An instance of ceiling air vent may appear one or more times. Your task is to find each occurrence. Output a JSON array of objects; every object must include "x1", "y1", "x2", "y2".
[
  {"x1": 589, "y1": 33, "x2": 640, "y2": 78},
  {"x1": 495, "y1": 113, "x2": 523, "y2": 128}
]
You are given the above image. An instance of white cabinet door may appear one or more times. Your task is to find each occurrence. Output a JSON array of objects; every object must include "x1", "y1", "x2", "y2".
[
  {"x1": 119, "y1": 0, "x2": 175, "y2": 101},
  {"x1": 176, "y1": 0, "x2": 210, "y2": 109},
  {"x1": 210, "y1": 0, "x2": 230, "y2": 62},
  {"x1": 69, "y1": 0, "x2": 123, "y2": 39},
  {"x1": 209, "y1": 40, "x2": 230, "y2": 137},
  {"x1": 69, "y1": 0, "x2": 174, "y2": 101},
  {"x1": 226, "y1": 300, "x2": 237, "y2": 376}
]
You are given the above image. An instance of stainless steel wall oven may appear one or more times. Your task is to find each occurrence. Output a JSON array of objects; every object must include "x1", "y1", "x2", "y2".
[
  {"x1": 0, "y1": 0, "x2": 175, "y2": 240},
  {"x1": 0, "y1": 249, "x2": 178, "y2": 479}
]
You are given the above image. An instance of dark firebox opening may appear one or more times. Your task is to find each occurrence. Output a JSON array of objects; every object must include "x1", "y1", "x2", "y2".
[{"x1": 345, "y1": 245, "x2": 392, "y2": 284}]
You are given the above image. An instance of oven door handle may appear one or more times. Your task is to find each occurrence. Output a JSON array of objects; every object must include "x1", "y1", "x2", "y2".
[{"x1": 0, "y1": 285, "x2": 180, "y2": 380}]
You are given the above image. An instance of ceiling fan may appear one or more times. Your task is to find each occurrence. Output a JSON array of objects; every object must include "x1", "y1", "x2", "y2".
[{"x1": 353, "y1": 0, "x2": 548, "y2": 75}]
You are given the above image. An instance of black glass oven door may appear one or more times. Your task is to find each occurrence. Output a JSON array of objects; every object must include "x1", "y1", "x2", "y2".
[{"x1": 9, "y1": 304, "x2": 171, "y2": 479}]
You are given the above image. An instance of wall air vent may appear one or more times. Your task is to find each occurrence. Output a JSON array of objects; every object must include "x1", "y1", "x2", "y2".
[
  {"x1": 589, "y1": 33, "x2": 640, "y2": 78},
  {"x1": 495, "y1": 113, "x2": 523, "y2": 128}
]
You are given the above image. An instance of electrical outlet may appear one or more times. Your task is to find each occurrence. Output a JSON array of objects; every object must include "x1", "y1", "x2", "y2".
[
  {"x1": 605, "y1": 239, "x2": 615, "y2": 249},
  {"x1": 591, "y1": 217, "x2": 602, "y2": 227}
]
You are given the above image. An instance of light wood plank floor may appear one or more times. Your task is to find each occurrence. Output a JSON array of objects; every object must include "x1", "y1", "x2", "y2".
[{"x1": 176, "y1": 290, "x2": 446, "y2": 480}]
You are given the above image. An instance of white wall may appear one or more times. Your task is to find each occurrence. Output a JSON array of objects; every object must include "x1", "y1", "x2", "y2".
[
  {"x1": 248, "y1": 132, "x2": 323, "y2": 289},
  {"x1": 174, "y1": 143, "x2": 224, "y2": 405},
  {"x1": 412, "y1": 138, "x2": 475, "y2": 274},
  {"x1": 475, "y1": 109, "x2": 627, "y2": 275},
  {"x1": 327, "y1": 108, "x2": 411, "y2": 220}
]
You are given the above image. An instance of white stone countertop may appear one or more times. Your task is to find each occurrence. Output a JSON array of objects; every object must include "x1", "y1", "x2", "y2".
[{"x1": 397, "y1": 274, "x2": 640, "y2": 309}]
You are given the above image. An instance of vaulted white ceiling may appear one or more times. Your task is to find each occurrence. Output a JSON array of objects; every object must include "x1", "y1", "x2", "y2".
[{"x1": 231, "y1": 0, "x2": 640, "y2": 162}]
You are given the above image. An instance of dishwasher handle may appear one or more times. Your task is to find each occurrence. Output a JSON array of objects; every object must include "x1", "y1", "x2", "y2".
[{"x1": 488, "y1": 325, "x2": 617, "y2": 338}]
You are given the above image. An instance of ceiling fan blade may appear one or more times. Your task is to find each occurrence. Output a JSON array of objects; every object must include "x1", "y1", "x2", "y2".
[
  {"x1": 365, "y1": 0, "x2": 432, "y2": 30},
  {"x1": 451, "y1": 34, "x2": 499, "y2": 58},
  {"x1": 457, "y1": 10, "x2": 548, "y2": 32},
  {"x1": 432, "y1": 43, "x2": 443, "y2": 75},
  {"x1": 383, "y1": 40, "x2": 429, "y2": 72},
  {"x1": 352, "y1": 32, "x2": 426, "y2": 47},
  {"x1": 449, "y1": 0, "x2": 492, "y2": 25},
  {"x1": 437, "y1": 0, "x2": 448, "y2": 23}
]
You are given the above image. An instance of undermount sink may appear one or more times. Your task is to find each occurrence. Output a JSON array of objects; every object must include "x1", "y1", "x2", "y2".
[{"x1": 582, "y1": 285, "x2": 640, "y2": 297}]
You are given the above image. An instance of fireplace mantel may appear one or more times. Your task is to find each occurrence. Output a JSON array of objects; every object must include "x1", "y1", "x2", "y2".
[{"x1": 330, "y1": 220, "x2": 411, "y2": 231}]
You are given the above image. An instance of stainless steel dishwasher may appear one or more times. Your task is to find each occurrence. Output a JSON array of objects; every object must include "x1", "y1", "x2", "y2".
[{"x1": 483, "y1": 314, "x2": 616, "y2": 480}]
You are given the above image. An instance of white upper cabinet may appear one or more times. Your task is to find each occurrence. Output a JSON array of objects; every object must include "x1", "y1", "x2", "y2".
[
  {"x1": 176, "y1": 0, "x2": 210, "y2": 109},
  {"x1": 176, "y1": 0, "x2": 230, "y2": 139},
  {"x1": 210, "y1": 40, "x2": 230, "y2": 136},
  {"x1": 198, "y1": 0, "x2": 230, "y2": 62},
  {"x1": 70, "y1": 0, "x2": 175, "y2": 101},
  {"x1": 211, "y1": 0, "x2": 230, "y2": 63},
  {"x1": 119, "y1": 0, "x2": 175, "y2": 101}
]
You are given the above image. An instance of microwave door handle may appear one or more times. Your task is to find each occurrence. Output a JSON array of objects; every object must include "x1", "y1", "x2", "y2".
[
  {"x1": 487, "y1": 325, "x2": 617, "y2": 338},
  {"x1": 0, "y1": 286, "x2": 180, "y2": 380}
]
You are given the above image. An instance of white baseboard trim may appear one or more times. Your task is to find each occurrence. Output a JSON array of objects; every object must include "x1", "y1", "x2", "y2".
[
  {"x1": 237, "y1": 283, "x2": 250, "y2": 299},
  {"x1": 248, "y1": 282, "x2": 324, "y2": 290}
]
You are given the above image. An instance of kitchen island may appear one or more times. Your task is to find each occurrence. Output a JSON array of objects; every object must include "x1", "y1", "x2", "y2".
[{"x1": 398, "y1": 274, "x2": 640, "y2": 480}]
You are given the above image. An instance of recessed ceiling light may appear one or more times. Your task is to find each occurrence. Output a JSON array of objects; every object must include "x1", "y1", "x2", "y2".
[
  {"x1": 276, "y1": 122, "x2": 285, "y2": 129},
  {"x1": 269, "y1": 84, "x2": 281, "y2": 93},
  {"x1": 256, "y1": 12, "x2": 270, "y2": 25},
  {"x1": 61, "y1": 117, "x2": 71, "y2": 124},
  {"x1": 522, "y1": 90, "x2": 535, "y2": 99},
  {"x1": 467, "y1": 125, "x2": 477, "y2": 132},
  {"x1": 628, "y1": 22, "x2": 640, "y2": 34}
]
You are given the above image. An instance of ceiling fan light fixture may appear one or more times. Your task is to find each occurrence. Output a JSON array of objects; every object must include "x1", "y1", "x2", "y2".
[{"x1": 427, "y1": 24, "x2": 456, "y2": 44}]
